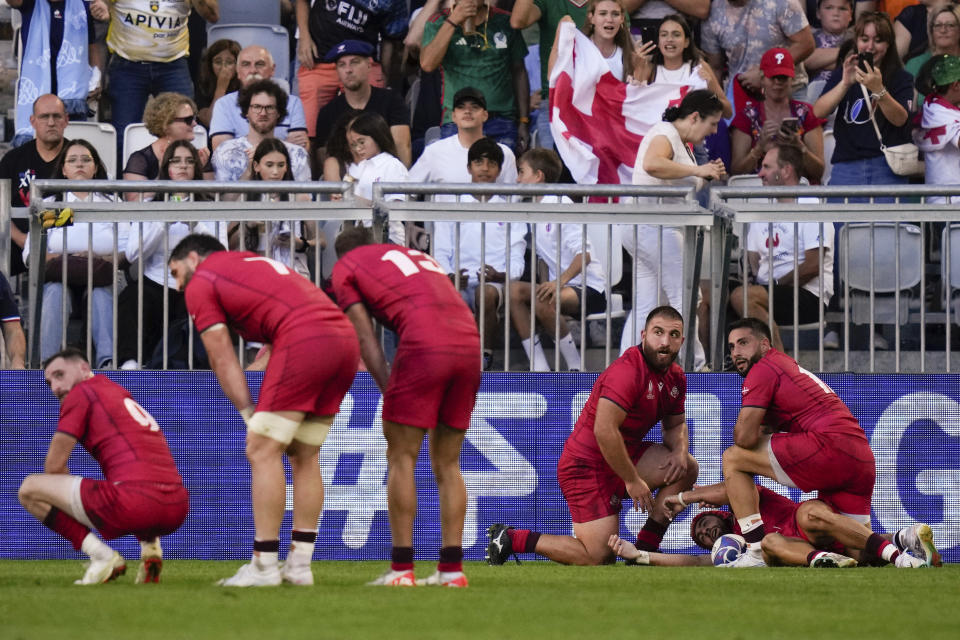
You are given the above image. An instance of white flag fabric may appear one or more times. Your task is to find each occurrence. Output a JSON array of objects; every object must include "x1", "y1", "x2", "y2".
[{"x1": 548, "y1": 21, "x2": 693, "y2": 185}]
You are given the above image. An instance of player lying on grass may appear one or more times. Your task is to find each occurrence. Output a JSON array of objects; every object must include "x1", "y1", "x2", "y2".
[
  {"x1": 607, "y1": 482, "x2": 941, "y2": 568},
  {"x1": 18, "y1": 349, "x2": 189, "y2": 584}
]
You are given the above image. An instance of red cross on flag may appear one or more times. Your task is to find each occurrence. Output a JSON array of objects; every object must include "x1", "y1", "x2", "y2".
[
  {"x1": 548, "y1": 21, "x2": 695, "y2": 185},
  {"x1": 915, "y1": 95, "x2": 960, "y2": 152}
]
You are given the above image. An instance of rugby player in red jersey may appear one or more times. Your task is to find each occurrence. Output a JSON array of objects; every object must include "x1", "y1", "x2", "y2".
[
  {"x1": 487, "y1": 306, "x2": 699, "y2": 565},
  {"x1": 331, "y1": 227, "x2": 482, "y2": 587},
  {"x1": 168, "y1": 233, "x2": 359, "y2": 587},
  {"x1": 721, "y1": 317, "x2": 890, "y2": 567},
  {"x1": 18, "y1": 348, "x2": 189, "y2": 584},
  {"x1": 608, "y1": 483, "x2": 939, "y2": 568}
]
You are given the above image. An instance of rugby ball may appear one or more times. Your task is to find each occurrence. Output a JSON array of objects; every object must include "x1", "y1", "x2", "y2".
[{"x1": 711, "y1": 534, "x2": 747, "y2": 566}]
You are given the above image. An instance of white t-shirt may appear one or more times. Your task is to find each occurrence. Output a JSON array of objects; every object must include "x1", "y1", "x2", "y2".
[
  {"x1": 746, "y1": 204, "x2": 835, "y2": 300},
  {"x1": 26, "y1": 192, "x2": 127, "y2": 260},
  {"x1": 209, "y1": 91, "x2": 308, "y2": 143},
  {"x1": 632, "y1": 120, "x2": 699, "y2": 202},
  {"x1": 408, "y1": 134, "x2": 517, "y2": 202},
  {"x1": 654, "y1": 63, "x2": 708, "y2": 88},
  {"x1": 433, "y1": 195, "x2": 526, "y2": 285},
  {"x1": 125, "y1": 212, "x2": 226, "y2": 287},
  {"x1": 532, "y1": 195, "x2": 605, "y2": 292},
  {"x1": 603, "y1": 46, "x2": 624, "y2": 81},
  {"x1": 346, "y1": 151, "x2": 408, "y2": 245}
]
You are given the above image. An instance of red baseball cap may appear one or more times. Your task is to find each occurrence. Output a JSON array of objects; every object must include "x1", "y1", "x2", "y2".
[{"x1": 760, "y1": 47, "x2": 795, "y2": 78}]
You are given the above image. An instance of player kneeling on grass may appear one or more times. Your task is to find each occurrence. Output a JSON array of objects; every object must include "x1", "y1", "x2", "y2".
[
  {"x1": 18, "y1": 348, "x2": 189, "y2": 584},
  {"x1": 332, "y1": 227, "x2": 482, "y2": 587},
  {"x1": 169, "y1": 233, "x2": 359, "y2": 587},
  {"x1": 487, "y1": 306, "x2": 698, "y2": 565},
  {"x1": 608, "y1": 482, "x2": 940, "y2": 568}
]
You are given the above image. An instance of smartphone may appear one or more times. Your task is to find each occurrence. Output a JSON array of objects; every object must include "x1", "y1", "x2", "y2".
[
  {"x1": 857, "y1": 51, "x2": 874, "y2": 71},
  {"x1": 780, "y1": 117, "x2": 799, "y2": 134}
]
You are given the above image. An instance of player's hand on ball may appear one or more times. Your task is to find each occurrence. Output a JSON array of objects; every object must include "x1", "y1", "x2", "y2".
[{"x1": 626, "y1": 477, "x2": 653, "y2": 513}]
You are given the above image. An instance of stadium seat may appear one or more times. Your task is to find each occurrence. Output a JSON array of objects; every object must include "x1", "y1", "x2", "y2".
[
  {"x1": 424, "y1": 126, "x2": 442, "y2": 148},
  {"x1": 122, "y1": 123, "x2": 209, "y2": 170},
  {"x1": 207, "y1": 24, "x2": 291, "y2": 85},
  {"x1": 216, "y1": 0, "x2": 281, "y2": 25},
  {"x1": 838, "y1": 223, "x2": 923, "y2": 325},
  {"x1": 64, "y1": 122, "x2": 117, "y2": 178}
]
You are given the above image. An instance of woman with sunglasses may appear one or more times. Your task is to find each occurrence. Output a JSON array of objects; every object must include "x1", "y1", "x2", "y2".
[
  {"x1": 905, "y1": 4, "x2": 960, "y2": 102},
  {"x1": 123, "y1": 92, "x2": 212, "y2": 200}
]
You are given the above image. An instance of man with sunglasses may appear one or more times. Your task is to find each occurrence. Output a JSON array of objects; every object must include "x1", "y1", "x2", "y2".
[
  {"x1": 210, "y1": 45, "x2": 309, "y2": 153},
  {"x1": 211, "y1": 79, "x2": 311, "y2": 183}
]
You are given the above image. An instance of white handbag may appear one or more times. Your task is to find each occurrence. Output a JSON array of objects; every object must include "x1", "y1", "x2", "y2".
[{"x1": 862, "y1": 85, "x2": 925, "y2": 177}]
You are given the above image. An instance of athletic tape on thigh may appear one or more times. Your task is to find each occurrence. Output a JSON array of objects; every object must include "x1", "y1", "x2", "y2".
[
  {"x1": 247, "y1": 412, "x2": 303, "y2": 445},
  {"x1": 294, "y1": 415, "x2": 334, "y2": 446},
  {"x1": 69, "y1": 477, "x2": 96, "y2": 529}
]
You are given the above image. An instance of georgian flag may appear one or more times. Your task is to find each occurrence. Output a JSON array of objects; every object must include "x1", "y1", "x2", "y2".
[
  {"x1": 548, "y1": 21, "x2": 693, "y2": 185},
  {"x1": 914, "y1": 95, "x2": 960, "y2": 153}
]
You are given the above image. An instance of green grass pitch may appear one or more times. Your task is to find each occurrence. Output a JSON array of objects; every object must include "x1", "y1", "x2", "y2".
[{"x1": 1, "y1": 560, "x2": 957, "y2": 640}]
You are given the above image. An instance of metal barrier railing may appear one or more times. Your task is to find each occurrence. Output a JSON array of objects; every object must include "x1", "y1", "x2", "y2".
[
  {"x1": 712, "y1": 184, "x2": 960, "y2": 373},
  {"x1": 372, "y1": 182, "x2": 712, "y2": 371},
  {"x1": 9, "y1": 178, "x2": 960, "y2": 373},
  {"x1": 25, "y1": 179, "x2": 364, "y2": 369}
]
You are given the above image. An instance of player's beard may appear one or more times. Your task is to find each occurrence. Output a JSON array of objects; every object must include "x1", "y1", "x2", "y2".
[
  {"x1": 641, "y1": 340, "x2": 678, "y2": 372},
  {"x1": 734, "y1": 351, "x2": 762, "y2": 377}
]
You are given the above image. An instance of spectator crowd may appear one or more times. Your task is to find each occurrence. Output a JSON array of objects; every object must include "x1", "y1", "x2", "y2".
[{"x1": 3, "y1": 0, "x2": 959, "y2": 370}]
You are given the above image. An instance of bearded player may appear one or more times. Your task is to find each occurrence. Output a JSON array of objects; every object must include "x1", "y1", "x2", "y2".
[
  {"x1": 168, "y1": 234, "x2": 359, "y2": 587},
  {"x1": 720, "y1": 318, "x2": 883, "y2": 568},
  {"x1": 487, "y1": 306, "x2": 698, "y2": 565},
  {"x1": 332, "y1": 227, "x2": 482, "y2": 587},
  {"x1": 18, "y1": 348, "x2": 189, "y2": 584}
]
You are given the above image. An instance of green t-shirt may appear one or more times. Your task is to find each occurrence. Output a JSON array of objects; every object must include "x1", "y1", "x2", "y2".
[
  {"x1": 534, "y1": 0, "x2": 591, "y2": 99},
  {"x1": 423, "y1": 8, "x2": 529, "y2": 122}
]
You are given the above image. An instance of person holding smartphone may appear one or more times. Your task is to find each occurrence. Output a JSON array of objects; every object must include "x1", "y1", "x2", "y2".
[
  {"x1": 813, "y1": 11, "x2": 913, "y2": 190},
  {"x1": 730, "y1": 47, "x2": 826, "y2": 182}
]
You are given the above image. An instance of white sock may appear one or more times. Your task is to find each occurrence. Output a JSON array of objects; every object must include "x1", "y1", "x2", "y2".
[
  {"x1": 557, "y1": 333, "x2": 581, "y2": 370},
  {"x1": 254, "y1": 551, "x2": 279, "y2": 567},
  {"x1": 881, "y1": 543, "x2": 898, "y2": 562},
  {"x1": 139, "y1": 538, "x2": 162, "y2": 559},
  {"x1": 521, "y1": 337, "x2": 551, "y2": 371},
  {"x1": 80, "y1": 533, "x2": 113, "y2": 562},
  {"x1": 288, "y1": 540, "x2": 314, "y2": 565},
  {"x1": 738, "y1": 515, "x2": 764, "y2": 552}
]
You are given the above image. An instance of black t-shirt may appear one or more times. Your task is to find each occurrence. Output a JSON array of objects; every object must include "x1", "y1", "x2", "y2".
[
  {"x1": 0, "y1": 140, "x2": 65, "y2": 275},
  {"x1": 897, "y1": 4, "x2": 929, "y2": 64},
  {"x1": 123, "y1": 145, "x2": 160, "y2": 179},
  {"x1": 18, "y1": 0, "x2": 95, "y2": 96},
  {"x1": 315, "y1": 87, "x2": 410, "y2": 147},
  {"x1": 0, "y1": 272, "x2": 19, "y2": 321},
  {"x1": 823, "y1": 67, "x2": 914, "y2": 163},
  {"x1": 306, "y1": 0, "x2": 408, "y2": 61}
]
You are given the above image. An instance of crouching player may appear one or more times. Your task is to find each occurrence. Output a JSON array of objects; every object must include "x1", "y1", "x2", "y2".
[
  {"x1": 19, "y1": 349, "x2": 189, "y2": 584},
  {"x1": 169, "y1": 234, "x2": 359, "y2": 587},
  {"x1": 608, "y1": 482, "x2": 940, "y2": 568}
]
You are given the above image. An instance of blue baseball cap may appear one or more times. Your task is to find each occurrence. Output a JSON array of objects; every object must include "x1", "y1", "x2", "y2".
[{"x1": 324, "y1": 40, "x2": 375, "y2": 63}]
